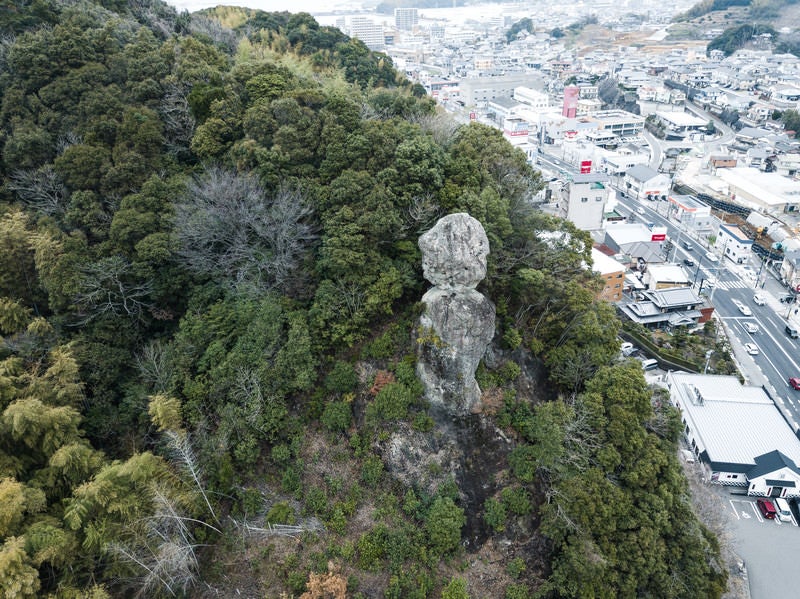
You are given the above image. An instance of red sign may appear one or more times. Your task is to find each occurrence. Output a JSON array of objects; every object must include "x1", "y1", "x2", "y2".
[
  {"x1": 580, "y1": 160, "x2": 592, "y2": 174},
  {"x1": 651, "y1": 233, "x2": 666, "y2": 241},
  {"x1": 469, "y1": 112, "x2": 476, "y2": 121}
]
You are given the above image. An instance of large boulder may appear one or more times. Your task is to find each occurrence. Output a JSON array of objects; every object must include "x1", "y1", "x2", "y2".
[
  {"x1": 416, "y1": 213, "x2": 495, "y2": 415},
  {"x1": 419, "y1": 213, "x2": 490, "y2": 290}
]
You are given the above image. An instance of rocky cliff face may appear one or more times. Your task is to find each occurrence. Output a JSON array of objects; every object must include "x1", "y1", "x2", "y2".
[{"x1": 416, "y1": 213, "x2": 495, "y2": 415}]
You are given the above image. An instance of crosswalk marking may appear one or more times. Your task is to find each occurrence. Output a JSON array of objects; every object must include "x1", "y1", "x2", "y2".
[{"x1": 707, "y1": 280, "x2": 748, "y2": 291}]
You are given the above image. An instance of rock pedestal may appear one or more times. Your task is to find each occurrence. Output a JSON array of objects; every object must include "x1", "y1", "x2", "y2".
[{"x1": 416, "y1": 213, "x2": 495, "y2": 415}]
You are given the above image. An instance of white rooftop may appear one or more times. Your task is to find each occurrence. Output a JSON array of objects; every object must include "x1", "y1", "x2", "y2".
[
  {"x1": 591, "y1": 248, "x2": 625, "y2": 275},
  {"x1": 605, "y1": 223, "x2": 658, "y2": 245},
  {"x1": 669, "y1": 373, "x2": 800, "y2": 467},
  {"x1": 718, "y1": 167, "x2": 800, "y2": 207},
  {"x1": 655, "y1": 111, "x2": 708, "y2": 127},
  {"x1": 647, "y1": 263, "x2": 690, "y2": 283}
]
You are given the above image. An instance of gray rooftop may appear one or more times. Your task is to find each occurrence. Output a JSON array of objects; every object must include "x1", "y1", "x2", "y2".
[{"x1": 626, "y1": 164, "x2": 660, "y2": 182}]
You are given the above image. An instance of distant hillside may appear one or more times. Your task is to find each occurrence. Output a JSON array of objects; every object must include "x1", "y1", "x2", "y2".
[{"x1": 676, "y1": 0, "x2": 800, "y2": 28}]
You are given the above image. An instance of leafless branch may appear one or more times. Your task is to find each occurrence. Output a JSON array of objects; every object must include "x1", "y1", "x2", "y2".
[
  {"x1": 73, "y1": 256, "x2": 153, "y2": 324},
  {"x1": 165, "y1": 430, "x2": 219, "y2": 525},
  {"x1": 135, "y1": 340, "x2": 173, "y2": 393},
  {"x1": 8, "y1": 167, "x2": 69, "y2": 216},
  {"x1": 174, "y1": 168, "x2": 317, "y2": 293}
]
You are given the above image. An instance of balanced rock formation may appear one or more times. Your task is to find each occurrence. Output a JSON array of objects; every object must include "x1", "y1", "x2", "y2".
[{"x1": 416, "y1": 213, "x2": 495, "y2": 415}]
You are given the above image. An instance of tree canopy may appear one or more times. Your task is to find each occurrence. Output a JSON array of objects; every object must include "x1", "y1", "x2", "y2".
[{"x1": 0, "y1": 1, "x2": 726, "y2": 597}]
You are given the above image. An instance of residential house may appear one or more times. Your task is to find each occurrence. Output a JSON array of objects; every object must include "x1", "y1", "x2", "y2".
[
  {"x1": 643, "y1": 263, "x2": 691, "y2": 290},
  {"x1": 590, "y1": 248, "x2": 626, "y2": 302},
  {"x1": 618, "y1": 286, "x2": 709, "y2": 329}
]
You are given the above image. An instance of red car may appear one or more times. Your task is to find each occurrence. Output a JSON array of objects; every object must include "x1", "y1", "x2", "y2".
[
  {"x1": 757, "y1": 497, "x2": 777, "y2": 519},
  {"x1": 789, "y1": 377, "x2": 800, "y2": 390}
]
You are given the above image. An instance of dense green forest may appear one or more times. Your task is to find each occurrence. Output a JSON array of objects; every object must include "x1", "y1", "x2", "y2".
[{"x1": 0, "y1": 1, "x2": 727, "y2": 597}]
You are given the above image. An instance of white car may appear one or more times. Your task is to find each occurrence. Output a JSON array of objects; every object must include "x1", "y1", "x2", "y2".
[
  {"x1": 738, "y1": 304, "x2": 752, "y2": 316},
  {"x1": 753, "y1": 293, "x2": 766, "y2": 306},
  {"x1": 705, "y1": 252, "x2": 719, "y2": 262},
  {"x1": 744, "y1": 343, "x2": 760, "y2": 355},
  {"x1": 744, "y1": 322, "x2": 759, "y2": 334}
]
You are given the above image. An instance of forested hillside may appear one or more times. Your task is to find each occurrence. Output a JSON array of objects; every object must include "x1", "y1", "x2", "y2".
[{"x1": 0, "y1": 1, "x2": 727, "y2": 597}]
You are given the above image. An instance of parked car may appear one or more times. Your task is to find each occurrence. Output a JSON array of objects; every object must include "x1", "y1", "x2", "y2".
[
  {"x1": 705, "y1": 252, "x2": 719, "y2": 262},
  {"x1": 789, "y1": 377, "x2": 800, "y2": 390},
  {"x1": 683, "y1": 258, "x2": 695, "y2": 267},
  {"x1": 753, "y1": 293, "x2": 766, "y2": 306},
  {"x1": 774, "y1": 497, "x2": 793, "y2": 522},
  {"x1": 786, "y1": 325, "x2": 799, "y2": 339},
  {"x1": 744, "y1": 343, "x2": 759, "y2": 355},
  {"x1": 744, "y1": 322, "x2": 759, "y2": 334},
  {"x1": 756, "y1": 497, "x2": 777, "y2": 519}
]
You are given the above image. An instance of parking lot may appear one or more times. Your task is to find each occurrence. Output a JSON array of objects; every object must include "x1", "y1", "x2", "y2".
[
  {"x1": 727, "y1": 496, "x2": 798, "y2": 527},
  {"x1": 717, "y1": 491, "x2": 800, "y2": 598}
]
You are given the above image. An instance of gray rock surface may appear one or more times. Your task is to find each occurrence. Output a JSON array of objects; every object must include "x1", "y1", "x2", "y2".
[
  {"x1": 416, "y1": 213, "x2": 495, "y2": 414},
  {"x1": 419, "y1": 213, "x2": 490, "y2": 290}
]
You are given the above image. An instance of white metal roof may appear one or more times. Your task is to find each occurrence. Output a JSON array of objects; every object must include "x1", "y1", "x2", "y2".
[{"x1": 668, "y1": 373, "x2": 800, "y2": 467}]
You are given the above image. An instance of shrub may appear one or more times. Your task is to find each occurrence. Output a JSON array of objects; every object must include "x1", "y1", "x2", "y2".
[
  {"x1": 441, "y1": 577, "x2": 470, "y2": 599},
  {"x1": 361, "y1": 455, "x2": 384, "y2": 486},
  {"x1": 425, "y1": 497, "x2": 466, "y2": 556},
  {"x1": 506, "y1": 557, "x2": 526, "y2": 578},
  {"x1": 266, "y1": 501, "x2": 296, "y2": 525},
  {"x1": 369, "y1": 382, "x2": 414, "y2": 421},
  {"x1": 483, "y1": 497, "x2": 507, "y2": 532},
  {"x1": 325, "y1": 361, "x2": 358, "y2": 394},
  {"x1": 501, "y1": 487, "x2": 532, "y2": 516},
  {"x1": 321, "y1": 400, "x2": 352, "y2": 432},
  {"x1": 505, "y1": 582, "x2": 531, "y2": 599}
]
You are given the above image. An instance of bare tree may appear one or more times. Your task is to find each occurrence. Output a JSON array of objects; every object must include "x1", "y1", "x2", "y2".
[
  {"x1": 174, "y1": 167, "x2": 316, "y2": 294},
  {"x1": 409, "y1": 112, "x2": 462, "y2": 147},
  {"x1": 136, "y1": 341, "x2": 173, "y2": 393},
  {"x1": 110, "y1": 487, "x2": 221, "y2": 598},
  {"x1": 73, "y1": 256, "x2": 153, "y2": 324},
  {"x1": 8, "y1": 167, "x2": 69, "y2": 216},
  {"x1": 159, "y1": 83, "x2": 196, "y2": 156}
]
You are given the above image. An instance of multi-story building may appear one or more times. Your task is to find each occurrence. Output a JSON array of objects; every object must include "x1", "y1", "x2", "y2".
[
  {"x1": 394, "y1": 8, "x2": 418, "y2": 31},
  {"x1": 349, "y1": 18, "x2": 384, "y2": 52},
  {"x1": 556, "y1": 172, "x2": 611, "y2": 231}
]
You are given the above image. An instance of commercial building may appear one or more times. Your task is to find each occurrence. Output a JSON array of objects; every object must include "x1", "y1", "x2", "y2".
[
  {"x1": 457, "y1": 75, "x2": 544, "y2": 106},
  {"x1": 717, "y1": 167, "x2": 800, "y2": 214},
  {"x1": 666, "y1": 372, "x2": 800, "y2": 497},
  {"x1": 623, "y1": 165, "x2": 671, "y2": 201},
  {"x1": 667, "y1": 194, "x2": 713, "y2": 231}
]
